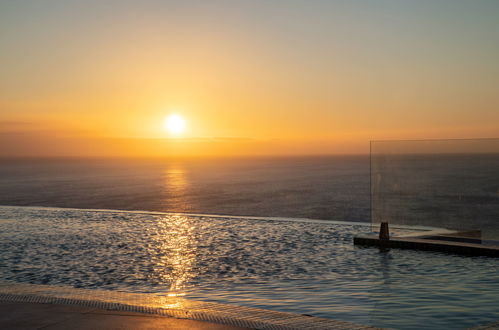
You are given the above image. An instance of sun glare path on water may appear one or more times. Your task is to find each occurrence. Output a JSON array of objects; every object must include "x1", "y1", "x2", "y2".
[{"x1": 165, "y1": 114, "x2": 186, "y2": 135}]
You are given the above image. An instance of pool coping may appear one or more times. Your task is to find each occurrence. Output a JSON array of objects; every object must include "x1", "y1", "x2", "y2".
[{"x1": 0, "y1": 282, "x2": 378, "y2": 330}]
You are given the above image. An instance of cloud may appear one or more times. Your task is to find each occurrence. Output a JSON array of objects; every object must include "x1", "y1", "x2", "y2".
[
  {"x1": 0, "y1": 131, "x2": 368, "y2": 158},
  {"x1": 0, "y1": 120, "x2": 35, "y2": 131}
]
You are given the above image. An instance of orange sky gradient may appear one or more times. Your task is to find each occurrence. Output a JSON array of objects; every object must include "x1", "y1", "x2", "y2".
[{"x1": 1, "y1": 1, "x2": 499, "y2": 157}]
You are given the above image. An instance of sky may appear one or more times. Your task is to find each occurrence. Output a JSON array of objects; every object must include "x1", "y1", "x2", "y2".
[{"x1": 1, "y1": 0, "x2": 498, "y2": 157}]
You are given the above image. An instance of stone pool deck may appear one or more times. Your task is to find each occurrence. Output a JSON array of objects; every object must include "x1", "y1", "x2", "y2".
[{"x1": 0, "y1": 282, "x2": 376, "y2": 330}]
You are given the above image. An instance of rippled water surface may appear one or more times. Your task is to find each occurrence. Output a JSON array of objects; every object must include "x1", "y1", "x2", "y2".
[{"x1": 1, "y1": 206, "x2": 499, "y2": 329}]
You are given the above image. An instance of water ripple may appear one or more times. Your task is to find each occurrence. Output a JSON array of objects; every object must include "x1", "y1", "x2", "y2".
[{"x1": 1, "y1": 206, "x2": 499, "y2": 329}]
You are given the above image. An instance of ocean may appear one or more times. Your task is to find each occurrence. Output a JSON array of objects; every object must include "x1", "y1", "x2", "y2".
[{"x1": 0, "y1": 156, "x2": 370, "y2": 222}]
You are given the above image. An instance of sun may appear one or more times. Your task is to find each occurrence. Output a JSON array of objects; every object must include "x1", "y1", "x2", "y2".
[{"x1": 164, "y1": 114, "x2": 186, "y2": 135}]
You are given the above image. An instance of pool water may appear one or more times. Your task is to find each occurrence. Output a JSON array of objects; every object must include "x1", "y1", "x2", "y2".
[{"x1": 1, "y1": 206, "x2": 498, "y2": 329}]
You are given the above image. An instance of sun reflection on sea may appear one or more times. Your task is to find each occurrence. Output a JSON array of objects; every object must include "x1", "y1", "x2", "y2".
[{"x1": 163, "y1": 164, "x2": 190, "y2": 211}]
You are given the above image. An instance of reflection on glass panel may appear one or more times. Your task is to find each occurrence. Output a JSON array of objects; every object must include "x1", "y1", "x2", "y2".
[{"x1": 371, "y1": 139, "x2": 499, "y2": 243}]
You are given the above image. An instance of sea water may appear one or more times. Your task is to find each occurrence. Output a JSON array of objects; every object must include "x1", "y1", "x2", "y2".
[{"x1": 0, "y1": 156, "x2": 369, "y2": 221}]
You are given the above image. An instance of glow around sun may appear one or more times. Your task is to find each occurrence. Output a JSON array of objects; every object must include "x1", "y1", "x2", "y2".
[{"x1": 164, "y1": 114, "x2": 186, "y2": 135}]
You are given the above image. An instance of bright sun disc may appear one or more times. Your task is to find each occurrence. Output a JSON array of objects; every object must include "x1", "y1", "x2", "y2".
[{"x1": 165, "y1": 114, "x2": 186, "y2": 134}]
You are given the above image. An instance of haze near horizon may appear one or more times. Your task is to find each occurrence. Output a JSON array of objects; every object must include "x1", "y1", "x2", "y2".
[{"x1": 1, "y1": 0, "x2": 499, "y2": 157}]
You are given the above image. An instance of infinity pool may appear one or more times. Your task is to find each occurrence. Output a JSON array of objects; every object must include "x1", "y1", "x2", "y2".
[{"x1": 1, "y1": 206, "x2": 498, "y2": 329}]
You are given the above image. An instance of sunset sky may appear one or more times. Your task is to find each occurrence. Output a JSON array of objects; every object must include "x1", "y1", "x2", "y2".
[{"x1": 1, "y1": 0, "x2": 498, "y2": 157}]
